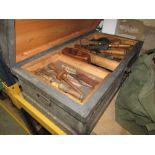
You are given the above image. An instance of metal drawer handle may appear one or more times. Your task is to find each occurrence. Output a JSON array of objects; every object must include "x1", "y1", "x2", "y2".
[{"x1": 36, "y1": 93, "x2": 51, "y2": 107}]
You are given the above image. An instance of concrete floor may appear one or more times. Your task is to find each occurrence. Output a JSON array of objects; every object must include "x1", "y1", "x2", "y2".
[
  {"x1": 0, "y1": 101, "x2": 27, "y2": 135},
  {"x1": 92, "y1": 94, "x2": 129, "y2": 135}
]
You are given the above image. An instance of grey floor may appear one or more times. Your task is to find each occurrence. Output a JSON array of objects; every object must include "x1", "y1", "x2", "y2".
[
  {"x1": 92, "y1": 94, "x2": 129, "y2": 135},
  {"x1": 0, "y1": 105, "x2": 27, "y2": 135}
]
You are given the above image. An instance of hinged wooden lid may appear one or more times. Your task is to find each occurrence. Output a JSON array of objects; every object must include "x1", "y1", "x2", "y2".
[{"x1": 15, "y1": 19, "x2": 100, "y2": 62}]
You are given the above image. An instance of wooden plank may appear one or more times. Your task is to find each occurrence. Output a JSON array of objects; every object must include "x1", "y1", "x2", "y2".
[{"x1": 15, "y1": 20, "x2": 100, "y2": 62}]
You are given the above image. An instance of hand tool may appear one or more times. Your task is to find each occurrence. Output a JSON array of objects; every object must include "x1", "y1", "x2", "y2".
[
  {"x1": 80, "y1": 37, "x2": 132, "y2": 51},
  {"x1": 62, "y1": 47, "x2": 119, "y2": 71},
  {"x1": 47, "y1": 63, "x2": 84, "y2": 100},
  {"x1": 58, "y1": 83, "x2": 84, "y2": 100},
  {"x1": 34, "y1": 69, "x2": 54, "y2": 82},
  {"x1": 35, "y1": 67, "x2": 84, "y2": 101},
  {"x1": 100, "y1": 48, "x2": 126, "y2": 56},
  {"x1": 108, "y1": 54, "x2": 124, "y2": 60},
  {"x1": 75, "y1": 44, "x2": 126, "y2": 59},
  {"x1": 61, "y1": 64, "x2": 99, "y2": 88}
]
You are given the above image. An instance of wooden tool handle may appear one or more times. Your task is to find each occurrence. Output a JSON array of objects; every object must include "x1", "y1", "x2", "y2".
[
  {"x1": 62, "y1": 48, "x2": 90, "y2": 62},
  {"x1": 74, "y1": 45, "x2": 119, "y2": 71},
  {"x1": 77, "y1": 73, "x2": 99, "y2": 88},
  {"x1": 111, "y1": 54, "x2": 124, "y2": 60},
  {"x1": 58, "y1": 83, "x2": 84, "y2": 100},
  {"x1": 100, "y1": 49, "x2": 126, "y2": 56},
  {"x1": 90, "y1": 53, "x2": 119, "y2": 71},
  {"x1": 63, "y1": 45, "x2": 119, "y2": 71},
  {"x1": 110, "y1": 44, "x2": 131, "y2": 48}
]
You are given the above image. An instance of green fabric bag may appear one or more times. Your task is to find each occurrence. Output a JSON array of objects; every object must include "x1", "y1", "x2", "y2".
[{"x1": 116, "y1": 50, "x2": 155, "y2": 135}]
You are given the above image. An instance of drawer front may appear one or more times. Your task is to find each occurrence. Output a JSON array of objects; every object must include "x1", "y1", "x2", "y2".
[{"x1": 19, "y1": 79, "x2": 87, "y2": 134}]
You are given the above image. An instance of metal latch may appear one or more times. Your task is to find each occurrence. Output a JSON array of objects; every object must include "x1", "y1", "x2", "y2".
[{"x1": 36, "y1": 93, "x2": 51, "y2": 107}]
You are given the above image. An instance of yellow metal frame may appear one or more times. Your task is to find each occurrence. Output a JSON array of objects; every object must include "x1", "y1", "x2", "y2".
[{"x1": 2, "y1": 82, "x2": 66, "y2": 135}]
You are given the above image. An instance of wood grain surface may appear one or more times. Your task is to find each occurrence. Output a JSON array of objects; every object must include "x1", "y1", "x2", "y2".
[{"x1": 15, "y1": 19, "x2": 100, "y2": 62}]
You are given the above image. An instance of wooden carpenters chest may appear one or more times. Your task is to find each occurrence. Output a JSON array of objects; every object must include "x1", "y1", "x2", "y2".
[{"x1": 0, "y1": 20, "x2": 143, "y2": 134}]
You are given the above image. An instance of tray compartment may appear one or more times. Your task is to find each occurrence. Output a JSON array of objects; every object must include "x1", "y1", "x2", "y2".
[{"x1": 22, "y1": 51, "x2": 110, "y2": 104}]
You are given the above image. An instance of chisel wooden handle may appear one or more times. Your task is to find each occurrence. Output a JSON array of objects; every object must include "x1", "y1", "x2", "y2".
[
  {"x1": 109, "y1": 44, "x2": 131, "y2": 48},
  {"x1": 111, "y1": 54, "x2": 124, "y2": 60},
  {"x1": 77, "y1": 73, "x2": 99, "y2": 88},
  {"x1": 89, "y1": 53, "x2": 119, "y2": 71},
  {"x1": 100, "y1": 49, "x2": 126, "y2": 56},
  {"x1": 58, "y1": 83, "x2": 84, "y2": 100}
]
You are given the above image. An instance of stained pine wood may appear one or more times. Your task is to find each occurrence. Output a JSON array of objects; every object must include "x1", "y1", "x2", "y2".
[
  {"x1": 22, "y1": 52, "x2": 110, "y2": 79},
  {"x1": 15, "y1": 19, "x2": 100, "y2": 62}
]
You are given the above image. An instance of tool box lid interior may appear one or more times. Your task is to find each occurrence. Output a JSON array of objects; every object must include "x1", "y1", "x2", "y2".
[{"x1": 0, "y1": 19, "x2": 100, "y2": 67}]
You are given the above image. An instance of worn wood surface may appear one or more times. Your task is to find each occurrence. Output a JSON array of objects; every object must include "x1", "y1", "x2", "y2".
[
  {"x1": 22, "y1": 52, "x2": 110, "y2": 104},
  {"x1": 15, "y1": 20, "x2": 100, "y2": 62}
]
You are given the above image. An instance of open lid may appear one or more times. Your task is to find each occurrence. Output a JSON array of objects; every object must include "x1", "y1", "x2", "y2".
[{"x1": 15, "y1": 19, "x2": 100, "y2": 63}]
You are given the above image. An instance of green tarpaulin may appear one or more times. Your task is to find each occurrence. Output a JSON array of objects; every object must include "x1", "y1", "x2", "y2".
[{"x1": 116, "y1": 50, "x2": 155, "y2": 135}]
